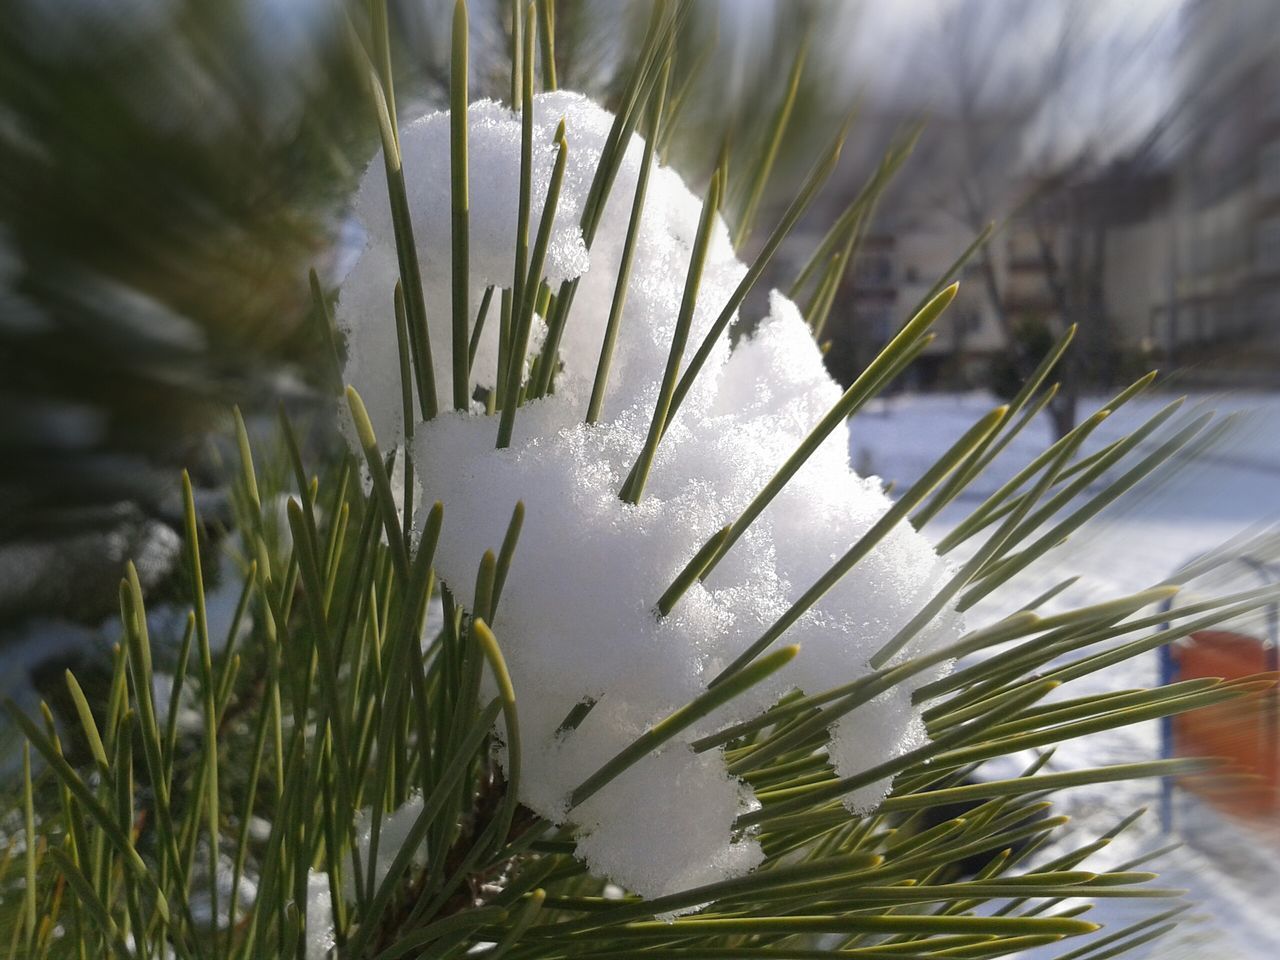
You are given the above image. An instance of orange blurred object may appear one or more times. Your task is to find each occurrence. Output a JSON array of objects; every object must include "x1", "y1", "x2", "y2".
[{"x1": 1171, "y1": 631, "x2": 1280, "y2": 819}]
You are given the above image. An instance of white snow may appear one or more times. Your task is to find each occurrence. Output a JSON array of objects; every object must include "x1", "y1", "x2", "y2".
[
  {"x1": 344, "y1": 795, "x2": 429, "y2": 902},
  {"x1": 188, "y1": 850, "x2": 258, "y2": 930},
  {"x1": 305, "y1": 869, "x2": 335, "y2": 960},
  {"x1": 338, "y1": 92, "x2": 962, "y2": 899},
  {"x1": 295, "y1": 795, "x2": 429, "y2": 959},
  {"x1": 150, "y1": 671, "x2": 202, "y2": 735}
]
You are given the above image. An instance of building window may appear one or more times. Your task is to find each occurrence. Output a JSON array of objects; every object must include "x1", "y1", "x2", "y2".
[
  {"x1": 1255, "y1": 217, "x2": 1280, "y2": 275},
  {"x1": 856, "y1": 255, "x2": 892, "y2": 287},
  {"x1": 1259, "y1": 140, "x2": 1280, "y2": 198},
  {"x1": 868, "y1": 309, "x2": 893, "y2": 342},
  {"x1": 1262, "y1": 294, "x2": 1280, "y2": 338}
]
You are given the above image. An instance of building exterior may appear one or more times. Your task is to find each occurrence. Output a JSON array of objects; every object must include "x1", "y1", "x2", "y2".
[
  {"x1": 893, "y1": 219, "x2": 1006, "y2": 388},
  {"x1": 816, "y1": 215, "x2": 1007, "y2": 391},
  {"x1": 1157, "y1": 0, "x2": 1280, "y2": 384},
  {"x1": 803, "y1": 0, "x2": 1280, "y2": 393}
]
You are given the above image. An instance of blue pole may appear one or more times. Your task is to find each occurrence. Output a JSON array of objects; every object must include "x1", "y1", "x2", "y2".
[
  {"x1": 1244, "y1": 558, "x2": 1279, "y2": 808},
  {"x1": 1157, "y1": 595, "x2": 1177, "y2": 834}
]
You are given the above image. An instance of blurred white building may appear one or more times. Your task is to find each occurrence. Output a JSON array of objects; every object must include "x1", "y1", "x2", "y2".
[
  {"x1": 815, "y1": 0, "x2": 1280, "y2": 392},
  {"x1": 1157, "y1": 0, "x2": 1280, "y2": 383}
]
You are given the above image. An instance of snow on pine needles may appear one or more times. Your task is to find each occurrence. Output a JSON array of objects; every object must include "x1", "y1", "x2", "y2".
[{"x1": 337, "y1": 92, "x2": 961, "y2": 899}]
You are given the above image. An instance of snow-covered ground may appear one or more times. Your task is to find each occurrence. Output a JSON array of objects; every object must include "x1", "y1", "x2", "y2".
[{"x1": 851, "y1": 389, "x2": 1280, "y2": 959}]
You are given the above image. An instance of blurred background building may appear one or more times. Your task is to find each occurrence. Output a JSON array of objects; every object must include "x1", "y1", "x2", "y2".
[
  {"x1": 818, "y1": 0, "x2": 1280, "y2": 403},
  {"x1": 1160, "y1": 0, "x2": 1280, "y2": 380}
]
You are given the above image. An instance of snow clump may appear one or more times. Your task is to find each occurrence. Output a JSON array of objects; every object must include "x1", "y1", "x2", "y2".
[{"x1": 337, "y1": 91, "x2": 961, "y2": 900}]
